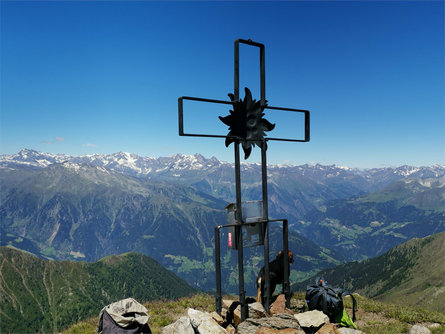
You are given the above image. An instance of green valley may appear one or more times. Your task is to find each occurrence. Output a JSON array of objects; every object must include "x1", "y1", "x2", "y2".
[
  {"x1": 0, "y1": 247, "x2": 196, "y2": 333},
  {"x1": 293, "y1": 232, "x2": 445, "y2": 313},
  {"x1": 300, "y1": 178, "x2": 445, "y2": 260}
]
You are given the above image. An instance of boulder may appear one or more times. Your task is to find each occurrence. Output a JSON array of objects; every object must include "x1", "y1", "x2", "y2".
[
  {"x1": 211, "y1": 311, "x2": 224, "y2": 325},
  {"x1": 249, "y1": 302, "x2": 268, "y2": 319},
  {"x1": 237, "y1": 313, "x2": 303, "y2": 334},
  {"x1": 233, "y1": 304, "x2": 242, "y2": 326},
  {"x1": 270, "y1": 295, "x2": 293, "y2": 316},
  {"x1": 294, "y1": 310, "x2": 329, "y2": 330},
  {"x1": 161, "y1": 316, "x2": 194, "y2": 334},
  {"x1": 409, "y1": 325, "x2": 431, "y2": 334},
  {"x1": 221, "y1": 299, "x2": 241, "y2": 326},
  {"x1": 188, "y1": 308, "x2": 213, "y2": 328},
  {"x1": 198, "y1": 318, "x2": 229, "y2": 334},
  {"x1": 188, "y1": 308, "x2": 228, "y2": 334}
]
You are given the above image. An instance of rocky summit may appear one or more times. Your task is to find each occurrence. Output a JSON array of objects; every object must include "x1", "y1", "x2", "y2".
[{"x1": 162, "y1": 294, "x2": 364, "y2": 334}]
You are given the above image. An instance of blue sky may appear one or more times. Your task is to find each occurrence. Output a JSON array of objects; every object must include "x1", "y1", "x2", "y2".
[{"x1": 1, "y1": 1, "x2": 444, "y2": 168}]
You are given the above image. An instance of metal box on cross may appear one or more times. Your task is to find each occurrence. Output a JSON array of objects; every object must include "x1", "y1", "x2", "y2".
[{"x1": 226, "y1": 200, "x2": 264, "y2": 250}]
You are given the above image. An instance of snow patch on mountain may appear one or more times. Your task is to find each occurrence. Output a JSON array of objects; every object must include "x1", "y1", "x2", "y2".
[
  {"x1": 1, "y1": 149, "x2": 444, "y2": 182},
  {"x1": 61, "y1": 162, "x2": 81, "y2": 172}
]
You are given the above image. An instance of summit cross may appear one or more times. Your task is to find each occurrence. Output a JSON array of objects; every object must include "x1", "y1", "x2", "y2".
[{"x1": 178, "y1": 38, "x2": 310, "y2": 320}]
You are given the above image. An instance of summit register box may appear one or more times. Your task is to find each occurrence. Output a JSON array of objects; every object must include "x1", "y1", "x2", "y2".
[{"x1": 225, "y1": 201, "x2": 265, "y2": 250}]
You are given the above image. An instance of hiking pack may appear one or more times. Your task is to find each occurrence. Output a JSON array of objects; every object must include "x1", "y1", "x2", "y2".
[
  {"x1": 305, "y1": 278, "x2": 357, "y2": 329},
  {"x1": 98, "y1": 298, "x2": 152, "y2": 334}
]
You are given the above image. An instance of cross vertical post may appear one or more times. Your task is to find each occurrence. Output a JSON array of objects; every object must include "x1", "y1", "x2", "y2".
[
  {"x1": 261, "y1": 140, "x2": 271, "y2": 311},
  {"x1": 233, "y1": 39, "x2": 271, "y2": 318},
  {"x1": 234, "y1": 140, "x2": 247, "y2": 319}
]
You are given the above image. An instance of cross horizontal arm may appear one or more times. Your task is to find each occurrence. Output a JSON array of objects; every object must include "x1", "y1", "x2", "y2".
[
  {"x1": 265, "y1": 106, "x2": 310, "y2": 142},
  {"x1": 178, "y1": 96, "x2": 234, "y2": 138},
  {"x1": 178, "y1": 96, "x2": 310, "y2": 142}
]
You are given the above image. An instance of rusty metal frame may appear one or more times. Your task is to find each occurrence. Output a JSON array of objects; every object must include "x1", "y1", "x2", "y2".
[
  {"x1": 178, "y1": 96, "x2": 310, "y2": 142},
  {"x1": 214, "y1": 218, "x2": 290, "y2": 314}
]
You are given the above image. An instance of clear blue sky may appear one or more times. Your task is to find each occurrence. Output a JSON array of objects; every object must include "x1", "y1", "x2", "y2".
[{"x1": 1, "y1": 1, "x2": 444, "y2": 168}]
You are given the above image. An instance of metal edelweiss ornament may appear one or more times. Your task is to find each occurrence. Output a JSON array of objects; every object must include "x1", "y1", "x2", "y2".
[{"x1": 219, "y1": 87, "x2": 275, "y2": 159}]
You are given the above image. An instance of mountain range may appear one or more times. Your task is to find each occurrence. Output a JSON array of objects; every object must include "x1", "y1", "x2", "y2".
[
  {"x1": 1, "y1": 149, "x2": 444, "y2": 293},
  {"x1": 0, "y1": 156, "x2": 341, "y2": 293}
]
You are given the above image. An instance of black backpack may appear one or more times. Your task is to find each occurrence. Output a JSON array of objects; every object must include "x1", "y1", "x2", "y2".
[
  {"x1": 305, "y1": 278, "x2": 357, "y2": 326},
  {"x1": 98, "y1": 298, "x2": 152, "y2": 334}
]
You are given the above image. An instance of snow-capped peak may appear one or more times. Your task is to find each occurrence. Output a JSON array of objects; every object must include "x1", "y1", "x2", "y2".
[{"x1": 1, "y1": 149, "x2": 444, "y2": 182}]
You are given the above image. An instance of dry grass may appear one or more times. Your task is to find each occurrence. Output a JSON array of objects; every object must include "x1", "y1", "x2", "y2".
[
  {"x1": 63, "y1": 293, "x2": 445, "y2": 334},
  {"x1": 62, "y1": 294, "x2": 215, "y2": 334}
]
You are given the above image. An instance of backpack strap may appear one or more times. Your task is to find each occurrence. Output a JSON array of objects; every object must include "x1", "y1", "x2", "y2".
[{"x1": 338, "y1": 290, "x2": 357, "y2": 321}]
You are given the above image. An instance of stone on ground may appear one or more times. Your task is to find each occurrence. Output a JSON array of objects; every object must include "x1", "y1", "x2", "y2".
[
  {"x1": 409, "y1": 325, "x2": 431, "y2": 334},
  {"x1": 294, "y1": 310, "x2": 329, "y2": 329},
  {"x1": 270, "y1": 295, "x2": 293, "y2": 316},
  {"x1": 237, "y1": 313, "x2": 303, "y2": 334},
  {"x1": 161, "y1": 316, "x2": 194, "y2": 334}
]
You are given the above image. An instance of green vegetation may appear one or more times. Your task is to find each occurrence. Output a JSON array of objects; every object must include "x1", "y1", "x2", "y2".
[
  {"x1": 0, "y1": 247, "x2": 196, "y2": 333},
  {"x1": 349, "y1": 295, "x2": 445, "y2": 334},
  {"x1": 293, "y1": 232, "x2": 445, "y2": 313},
  {"x1": 302, "y1": 178, "x2": 445, "y2": 261},
  {"x1": 63, "y1": 293, "x2": 445, "y2": 334}
]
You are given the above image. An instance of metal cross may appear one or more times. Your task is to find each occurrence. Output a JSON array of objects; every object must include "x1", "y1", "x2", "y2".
[{"x1": 178, "y1": 38, "x2": 310, "y2": 320}]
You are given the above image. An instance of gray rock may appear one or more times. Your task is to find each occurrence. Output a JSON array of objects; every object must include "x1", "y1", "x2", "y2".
[
  {"x1": 222, "y1": 299, "x2": 235, "y2": 309},
  {"x1": 409, "y1": 325, "x2": 431, "y2": 334},
  {"x1": 210, "y1": 311, "x2": 224, "y2": 325},
  {"x1": 188, "y1": 308, "x2": 212, "y2": 328},
  {"x1": 233, "y1": 304, "x2": 242, "y2": 326},
  {"x1": 294, "y1": 310, "x2": 329, "y2": 329},
  {"x1": 161, "y1": 316, "x2": 194, "y2": 334},
  {"x1": 270, "y1": 294, "x2": 294, "y2": 315},
  {"x1": 337, "y1": 328, "x2": 364, "y2": 334},
  {"x1": 197, "y1": 318, "x2": 228, "y2": 334},
  {"x1": 187, "y1": 308, "x2": 228, "y2": 334},
  {"x1": 237, "y1": 313, "x2": 302, "y2": 334},
  {"x1": 248, "y1": 302, "x2": 268, "y2": 319}
]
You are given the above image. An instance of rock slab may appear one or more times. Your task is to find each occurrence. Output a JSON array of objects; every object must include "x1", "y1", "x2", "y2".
[
  {"x1": 161, "y1": 316, "x2": 194, "y2": 334},
  {"x1": 237, "y1": 313, "x2": 303, "y2": 334},
  {"x1": 270, "y1": 295, "x2": 293, "y2": 316},
  {"x1": 188, "y1": 308, "x2": 228, "y2": 334},
  {"x1": 294, "y1": 310, "x2": 329, "y2": 329}
]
